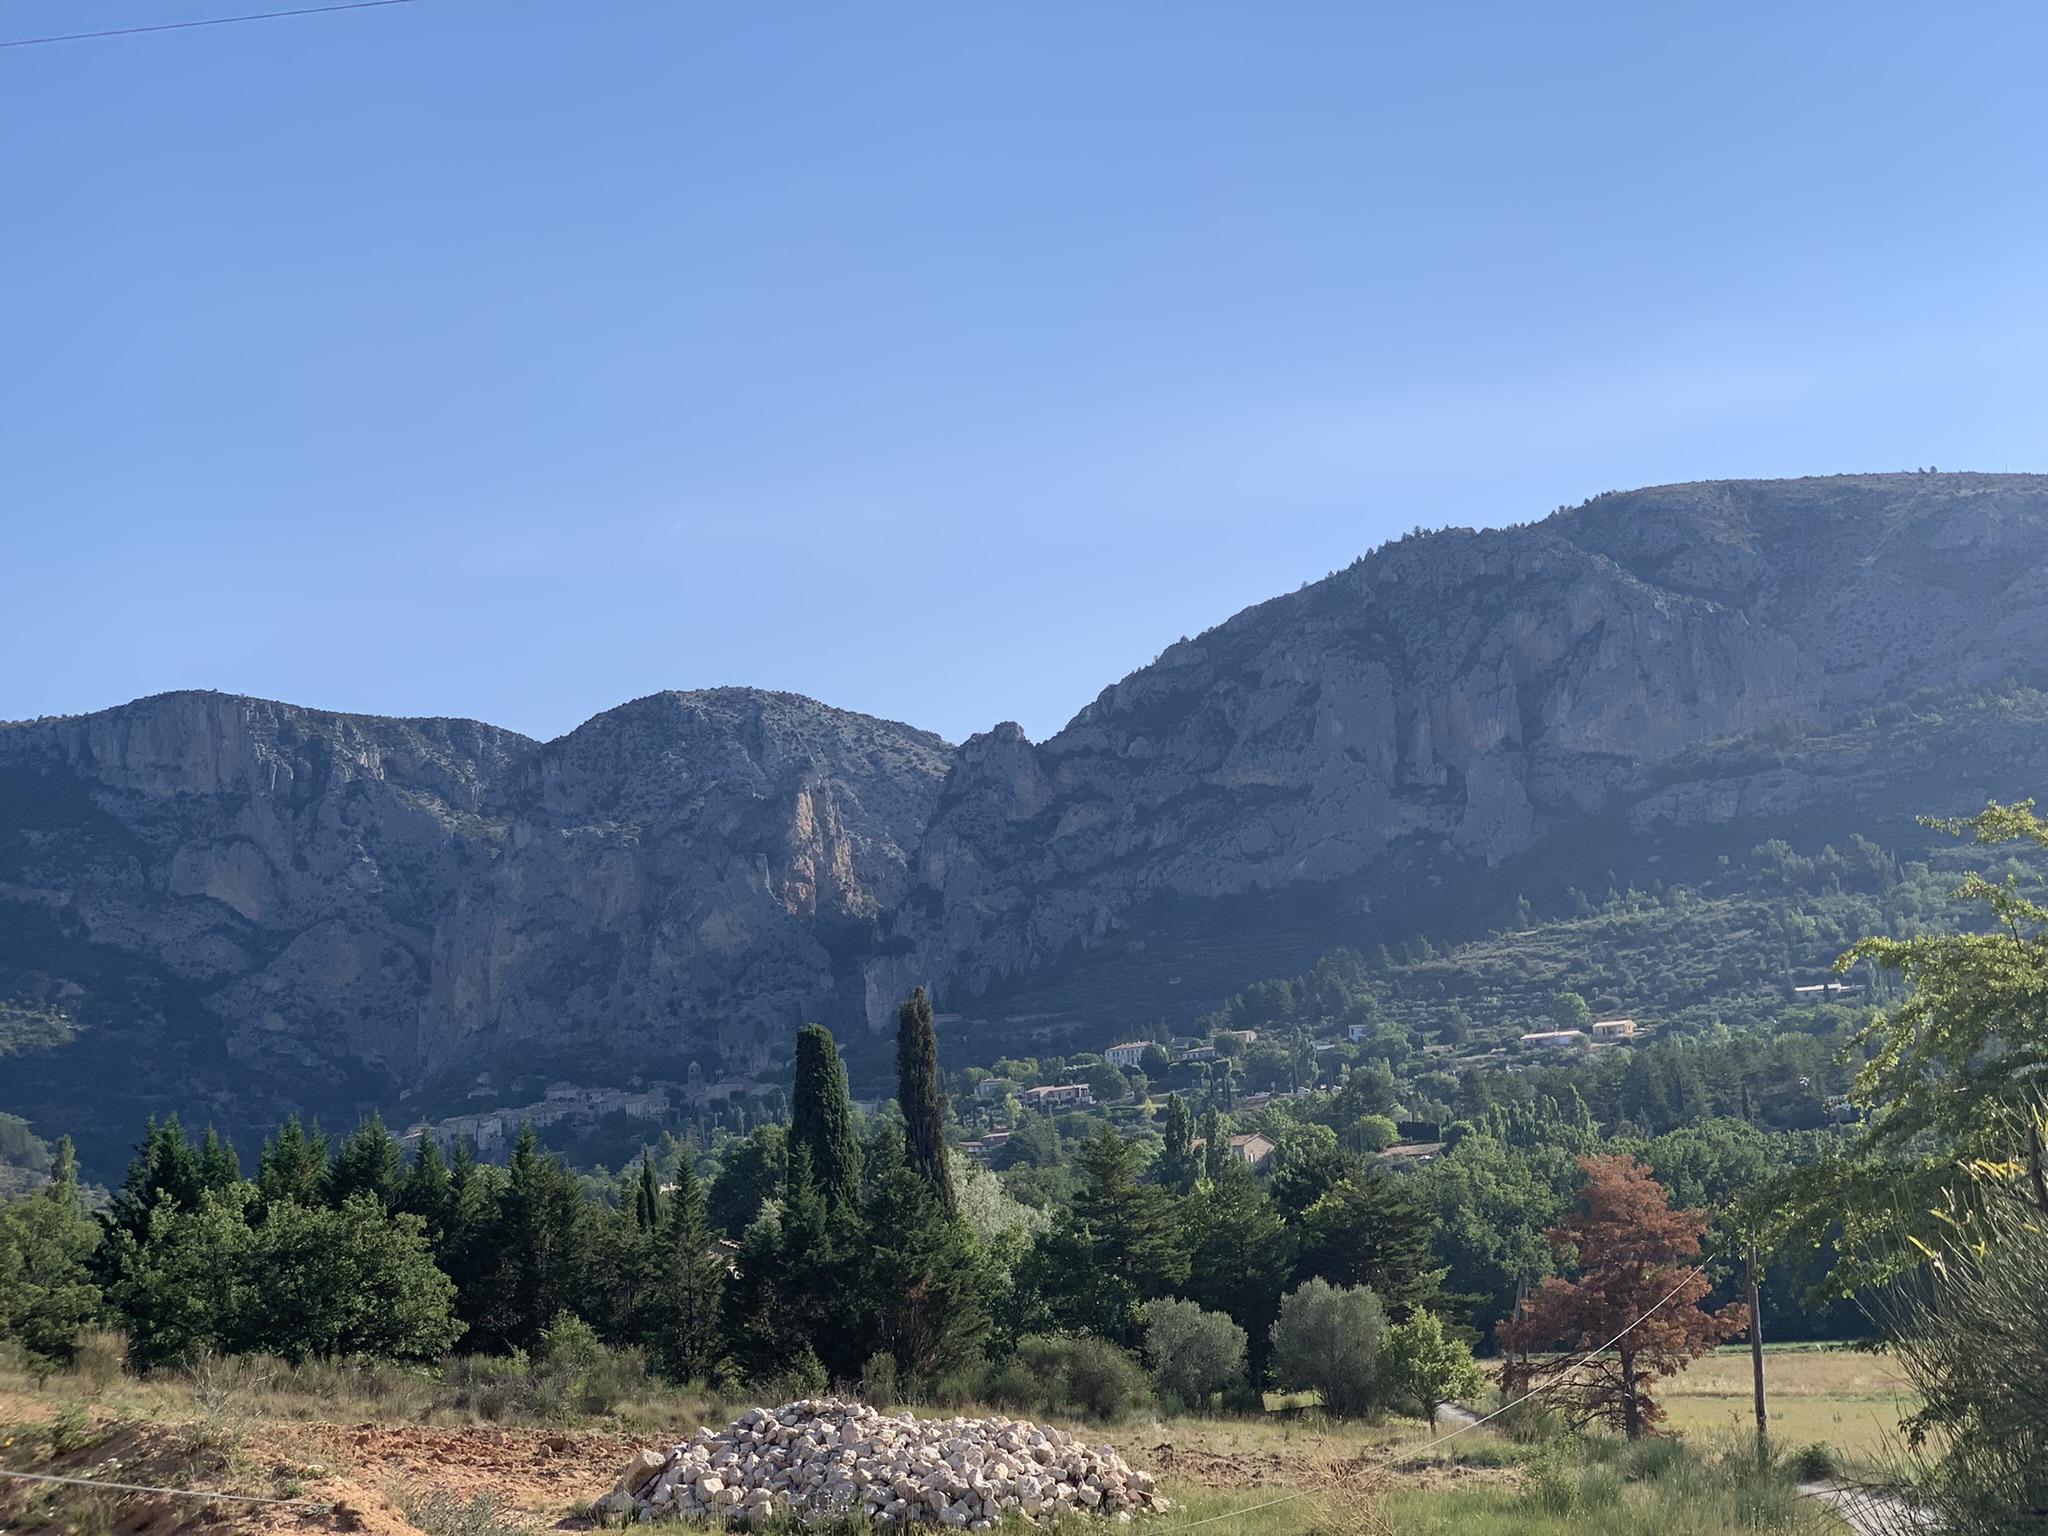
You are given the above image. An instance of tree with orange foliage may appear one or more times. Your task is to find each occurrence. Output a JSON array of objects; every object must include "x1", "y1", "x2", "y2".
[{"x1": 1495, "y1": 1154, "x2": 1746, "y2": 1438}]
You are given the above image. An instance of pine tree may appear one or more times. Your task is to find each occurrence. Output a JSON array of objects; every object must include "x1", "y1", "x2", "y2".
[
  {"x1": 467, "y1": 1124, "x2": 588, "y2": 1352},
  {"x1": 1294, "y1": 1172, "x2": 1445, "y2": 1320},
  {"x1": 896, "y1": 988, "x2": 954, "y2": 1214},
  {"x1": 1182, "y1": 1159, "x2": 1294, "y2": 1386},
  {"x1": 1053, "y1": 1128, "x2": 1190, "y2": 1343},
  {"x1": 862, "y1": 1128, "x2": 990, "y2": 1385},
  {"x1": 257, "y1": 1116, "x2": 328, "y2": 1209},
  {"x1": 792, "y1": 1023, "x2": 863, "y2": 1217},
  {"x1": 323, "y1": 1116, "x2": 402, "y2": 1211},
  {"x1": 0, "y1": 1137, "x2": 103, "y2": 1368},
  {"x1": 106, "y1": 1116, "x2": 208, "y2": 1244},
  {"x1": 649, "y1": 1149, "x2": 727, "y2": 1382},
  {"x1": 198, "y1": 1128, "x2": 242, "y2": 1191},
  {"x1": 395, "y1": 1130, "x2": 453, "y2": 1244}
]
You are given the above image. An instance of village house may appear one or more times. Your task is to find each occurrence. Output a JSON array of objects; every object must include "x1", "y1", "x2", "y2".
[
  {"x1": 1019, "y1": 1083, "x2": 1095, "y2": 1110},
  {"x1": 1519, "y1": 1028, "x2": 1588, "y2": 1049}
]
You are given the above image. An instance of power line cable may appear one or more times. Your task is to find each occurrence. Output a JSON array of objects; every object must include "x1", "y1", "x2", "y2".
[
  {"x1": 1165, "y1": 1262, "x2": 1713, "y2": 1531},
  {"x1": 0, "y1": 1466, "x2": 328, "y2": 1508},
  {"x1": 1, "y1": 0, "x2": 419, "y2": 50}
]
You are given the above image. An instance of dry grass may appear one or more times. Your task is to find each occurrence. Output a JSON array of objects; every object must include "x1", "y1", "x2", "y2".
[{"x1": 1655, "y1": 1347, "x2": 1916, "y2": 1467}]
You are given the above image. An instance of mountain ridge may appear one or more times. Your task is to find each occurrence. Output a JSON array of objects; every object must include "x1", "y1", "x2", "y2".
[{"x1": 10, "y1": 472, "x2": 2048, "y2": 1171}]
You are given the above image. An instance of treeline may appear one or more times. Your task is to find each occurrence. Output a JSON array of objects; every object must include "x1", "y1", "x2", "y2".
[{"x1": 2, "y1": 1012, "x2": 1852, "y2": 1410}]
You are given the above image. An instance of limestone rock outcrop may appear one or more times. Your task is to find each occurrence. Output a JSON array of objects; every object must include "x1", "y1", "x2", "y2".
[
  {"x1": 10, "y1": 474, "x2": 2048, "y2": 1161},
  {"x1": 868, "y1": 474, "x2": 2048, "y2": 1019}
]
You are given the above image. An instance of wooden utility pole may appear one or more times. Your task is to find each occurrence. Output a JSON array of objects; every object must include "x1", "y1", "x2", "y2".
[{"x1": 1748, "y1": 1241, "x2": 1767, "y2": 1441}]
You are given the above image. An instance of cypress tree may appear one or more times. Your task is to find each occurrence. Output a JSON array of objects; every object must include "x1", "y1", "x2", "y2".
[
  {"x1": 1159, "y1": 1093, "x2": 1198, "y2": 1193},
  {"x1": 896, "y1": 987, "x2": 953, "y2": 1213},
  {"x1": 1201, "y1": 1105, "x2": 1229, "y2": 1183},
  {"x1": 791, "y1": 1023, "x2": 862, "y2": 1217},
  {"x1": 633, "y1": 1149, "x2": 662, "y2": 1231}
]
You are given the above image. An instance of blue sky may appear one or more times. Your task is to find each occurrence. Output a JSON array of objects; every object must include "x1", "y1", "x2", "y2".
[{"x1": 5, "y1": 3, "x2": 2046, "y2": 746}]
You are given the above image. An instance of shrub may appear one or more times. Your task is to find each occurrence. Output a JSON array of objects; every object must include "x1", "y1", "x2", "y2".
[
  {"x1": 1270, "y1": 1278, "x2": 1386, "y2": 1417},
  {"x1": 861, "y1": 1350, "x2": 899, "y2": 1406},
  {"x1": 986, "y1": 1335, "x2": 1151, "y2": 1421},
  {"x1": 1787, "y1": 1442, "x2": 1837, "y2": 1482},
  {"x1": 1143, "y1": 1298, "x2": 1246, "y2": 1412},
  {"x1": 1378, "y1": 1311, "x2": 1483, "y2": 1429}
]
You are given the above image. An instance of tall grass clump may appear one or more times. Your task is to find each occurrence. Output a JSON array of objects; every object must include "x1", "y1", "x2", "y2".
[{"x1": 1885, "y1": 1188, "x2": 2048, "y2": 1533}]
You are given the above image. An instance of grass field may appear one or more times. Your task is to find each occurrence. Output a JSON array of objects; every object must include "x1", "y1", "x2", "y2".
[
  {"x1": 0, "y1": 1342, "x2": 1898, "y2": 1536},
  {"x1": 1656, "y1": 1345, "x2": 1916, "y2": 1468}
]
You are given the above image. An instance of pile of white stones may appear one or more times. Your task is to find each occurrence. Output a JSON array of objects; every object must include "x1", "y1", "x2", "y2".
[{"x1": 598, "y1": 1398, "x2": 1167, "y2": 1527}]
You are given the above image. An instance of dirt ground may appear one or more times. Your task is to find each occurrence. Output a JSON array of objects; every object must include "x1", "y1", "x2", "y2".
[{"x1": 1, "y1": 1393, "x2": 1528, "y2": 1536}]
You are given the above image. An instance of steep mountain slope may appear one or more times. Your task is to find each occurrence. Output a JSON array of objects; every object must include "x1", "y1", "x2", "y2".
[
  {"x1": 0, "y1": 688, "x2": 950, "y2": 1167},
  {"x1": 8, "y1": 472, "x2": 2048, "y2": 1170},
  {"x1": 868, "y1": 474, "x2": 2048, "y2": 1034}
]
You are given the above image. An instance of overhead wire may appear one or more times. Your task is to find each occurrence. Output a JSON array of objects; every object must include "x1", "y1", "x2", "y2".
[
  {"x1": 0, "y1": 1466, "x2": 328, "y2": 1507},
  {"x1": 0, "y1": 0, "x2": 420, "y2": 50},
  {"x1": 1163, "y1": 1261, "x2": 1714, "y2": 1531}
]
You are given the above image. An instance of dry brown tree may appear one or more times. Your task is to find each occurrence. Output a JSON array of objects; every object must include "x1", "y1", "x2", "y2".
[{"x1": 1495, "y1": 1153, "x2": 1747, "y2": 1438}]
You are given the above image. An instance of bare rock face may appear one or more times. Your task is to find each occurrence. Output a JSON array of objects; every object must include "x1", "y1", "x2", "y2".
[
  {"x1": 0, "y1": 688, "x2": 950, "y2": 1136},
  {"x1": 416, "y1": 689, "x2": 952, "y2": 1077},
  {"x1": 10, "y1": 473, "x2": 2048, "y2": 1155},
  {"x1": 868, "y1": 475, "x2": 2048, "y2": 1019}
]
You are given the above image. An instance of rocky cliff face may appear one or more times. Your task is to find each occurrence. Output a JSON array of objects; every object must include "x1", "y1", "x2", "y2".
[
  {"x1": 8, "y1": 473, "x2": 2048, "y2": 1160},
  {"x1": 0, "y1": 688, "x2": 950, "y2": 1152},
  {"x1": 869, "y1": 474, "x2": 2048, "y2": 1018}
]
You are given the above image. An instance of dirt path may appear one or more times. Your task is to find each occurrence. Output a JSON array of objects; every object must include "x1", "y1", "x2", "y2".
[{"x1": 1798, "y1": 1480, "x2": 1927, "y2": 1535}]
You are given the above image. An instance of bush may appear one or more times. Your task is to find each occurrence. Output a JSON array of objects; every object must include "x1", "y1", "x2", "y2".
[
  {"x1": 1787, "y1": 1442, "x2": 1837, "y2": 1482},
  {"x1": 985, "y1": 1335, "x2": 1151, "y2": 1421},
  {"x1": 1270, "y1": 1278, "x2": 1386, "y2": 1418},
  {"x1": 861, "y1": 1350, "x2": 900, "y2": 1406},
  {"x1": 1143, "y1": 1298, "x2": 1246, "y2": 1412},
  {"x1": 1379, "y1": 1311, "x2": 1483, "y2": 1429}
]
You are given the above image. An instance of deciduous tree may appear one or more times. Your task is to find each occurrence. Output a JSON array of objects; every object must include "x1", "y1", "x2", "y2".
[{"x1": 1495, "y1": 1154, "x2": 1745, "y2": 1438}]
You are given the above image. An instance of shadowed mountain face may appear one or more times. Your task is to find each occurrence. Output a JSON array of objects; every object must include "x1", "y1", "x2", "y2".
[
  {"x1": 0, "y1": 689, "x2": 950, "y2": 1166},
  {"x1": 868, "y1": 475, "x2": 2048, "y2": 1021},
  {"x1": 9, "y1": 473, "x2": 2048, "y2": 1168}
]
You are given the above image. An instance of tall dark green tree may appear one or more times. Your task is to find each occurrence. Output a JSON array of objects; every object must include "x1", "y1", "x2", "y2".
[
  {"x1": 897, "y1": 987, "x2": 954, "y2": 1213},
  {"x1": 323, "y1": 1116, "x2": 403, "y2": 1211},
  {"x1": 1036, "y1": 1128, "x2": 1189, "y2": 1344},
  {"x1": 257, "y1": 1116, "x2": 328, "y2": 1210},
  {"x1": 105, "y1": 1116, "x2": 218, "y2": 1244},
  {"x1": 792, "y1": 1023, "x2": 863, "y2": 1217},
  {"x1": 1158, "y1": 1094, "x2": 1199, "y2": 1194},
  {"x1": 862, "y1": 1127, "x2": 990, "y2": 1385},
  {"x1": 464, "y1": 1124, "x2": 587, "y2": 1352},
  {"x1": 1201, "y1": 1105, "x2": 1229, "y2": 1183},
  {"x1": 1182, "y1": 1159, "x2": 1294, "y2": 1385},
  {"x1": 648, "y1": 1150, "x2": 727, "y2": 1382},
  {"x1": 395, "y1": 1130, "x2": 454, "y2": 1245},
  {"x1": 1294, "y1": 1172, "x2": 1445, "y2": 1320},
  {"x1": 633, "y1": 1149, "x2": 662, "y2": 1231}
]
